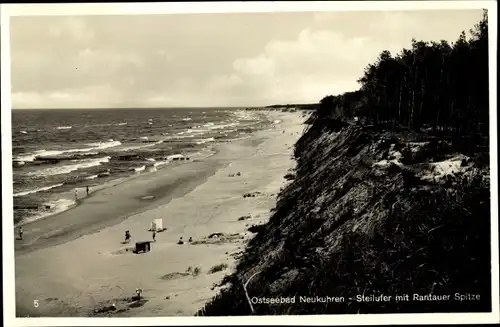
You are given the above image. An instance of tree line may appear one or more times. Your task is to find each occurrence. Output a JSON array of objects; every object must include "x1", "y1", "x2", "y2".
[{"x1": 317, "y1": 10, "x2": 489, "y2": 136}]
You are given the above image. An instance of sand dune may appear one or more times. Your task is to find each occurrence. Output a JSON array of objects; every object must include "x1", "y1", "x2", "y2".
[{"x1": 15, "y1": 111, "x2": 305, "y2": 317}]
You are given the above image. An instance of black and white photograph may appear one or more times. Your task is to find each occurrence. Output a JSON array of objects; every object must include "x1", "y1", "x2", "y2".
[{"x1": 1, "y1": 1, "x2": 498, "y2": 325}]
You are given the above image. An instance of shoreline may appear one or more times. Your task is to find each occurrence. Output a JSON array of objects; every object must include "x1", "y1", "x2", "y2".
[
  {"x1": 14, "y1": 119, "x2": 264, "y2": 255},
  {"x1": 14, "y1": 111, "x2": 272, "y2": 256},
  {"x1": 14, "y1": 160, "x2": 224, "y2": 256},
  {"x1": 11, "y1": 108, "x2": 271, "y2": 229},
  {"x1": 15, "y1": 147, "x2": 217, "y2": 226},
  {"x1": 15, "y1": 110, "x2": 305, "y2": 317}
]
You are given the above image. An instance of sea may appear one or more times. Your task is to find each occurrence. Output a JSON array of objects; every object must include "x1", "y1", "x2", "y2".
[{"x1": 11, "y1": 107, "x2": 272, "y2": 226}]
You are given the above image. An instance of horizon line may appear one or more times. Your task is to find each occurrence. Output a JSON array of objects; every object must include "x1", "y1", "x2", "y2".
[
  {"x1": 11, "y1": 106, "x2": 258, "y2": 110},
  {"x1": 11, "y1": 103, "x2": 319, "y2": 110}
]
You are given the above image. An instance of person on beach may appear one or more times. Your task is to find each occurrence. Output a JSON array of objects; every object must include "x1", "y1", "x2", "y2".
[
  {"x1": 74, "y1": 189, "x2": 78, "y2": 200},
  {"x1": 125, "y1": 230, "x2": 131, "y2": 243},
  {"x1": 86, "y1": 186, "x2": 89, "y2": 196},
  {"x1": 152, "y1": 229, "x2": 156, "y2": 242},
  {"x1": 18, "y1": 226, "x2": 23, "y2": 240}
]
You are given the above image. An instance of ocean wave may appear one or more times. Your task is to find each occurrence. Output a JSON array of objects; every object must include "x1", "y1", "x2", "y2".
[
  {"x1": 182, "y1": 117, "x2": 192, "y2": 121},
  {"x1": 120, "y1": 139, "x2": 164, "y2": 152},
  {"x1": 116, "y1": 122, "x2": 127, "y2": 126},
  {"x1": 15, "y1": 198, "x2": 76, "y2": 227},
  {"x1": 56, "y1": 126, "x2": 72, "y2": 130},
  {"x1": 231, "y1": 110, "x2": 260, "y2": 120},
  {"x1": 15, "y1": 140, "x2": 121, "y2": 162},
  {"x1": 195, "y1": 137, "x2": 215, "y2": 145},
  {"x1": 14, "y1": 183, "x2": 65, "y2": 197},
  {"x1": 153, "y1": 161, "x2": 168, "y2": 167},
  {"x1": 169, "y1": 134, "x2": 195, "y2": 140},
  {"x1": 231, "y1": 135, "x2": 252, "y2": 142},
  {"x1": 24, "y1": 156, "x2": 111, "y2": 177},
  {"x1": 221, "y1": 129, "x2": 237, "y2": 134},
  {"x1": 84, "y1": 140, "x2": 122, "y2": 149},
  {"x1": 164, "y1": 154, "x2": 184, "y2": 160},
  {"x1": 182, "y1": 128, "x2": 206, "y2": 136},
  {"x1": 15, "y1": 150, "x2": 63, "y2": 162},
  {"x1": 85, "y1": 174, "x2": 99, "y2": 180},
  {"x1": 20, "y1": 130, "x2": 28, "y2": 134},
  {"x1": 131, "y1": 165, "x2": 146, "y2": 172},
  {"x1": 208, "y1": 122, "x2": 239, "y2": 130}
]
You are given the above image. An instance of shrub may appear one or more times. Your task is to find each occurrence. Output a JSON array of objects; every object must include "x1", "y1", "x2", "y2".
[{"x1": 208, "y1": 263, "x2": 228, "y2": 274}]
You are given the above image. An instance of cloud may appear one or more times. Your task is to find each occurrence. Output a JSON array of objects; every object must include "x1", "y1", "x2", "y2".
[
  {"x1": 47, "y1": 17, "x2": 95, "y2": 44},
  {"x1": 205, "y1": 28, "x2": 402, "y2": 105},
  {"x1": 206, "y1": 74, "x2": 244, "y2": 92},
  {"x1": 156, "y1": 50, "x2": 174, "y2": 62},
  {"x1": 75, "y1": 48, "x2": 143, "y2": 76},
  {"x1": 9, "y1": 10, "x2": 485, "y2": 108}
]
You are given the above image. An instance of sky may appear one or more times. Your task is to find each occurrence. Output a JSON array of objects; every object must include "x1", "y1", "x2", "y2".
[{"x1": 8, "y1": 8, "x2": 485, "y2": 109}]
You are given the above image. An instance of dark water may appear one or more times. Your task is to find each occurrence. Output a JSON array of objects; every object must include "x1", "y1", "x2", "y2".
[{"x1": 11, "y1": 107, "x2": 270, "y2": 225}]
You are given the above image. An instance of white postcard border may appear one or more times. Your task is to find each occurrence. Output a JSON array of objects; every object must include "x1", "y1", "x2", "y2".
[{"x1": 1, "y1": 1, "x2": 498, "y2": 325}]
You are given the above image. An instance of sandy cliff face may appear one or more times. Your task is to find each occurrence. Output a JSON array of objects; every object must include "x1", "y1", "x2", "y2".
[{"x1": 198, "y1": 118, "x2": 491, "y2": 315}]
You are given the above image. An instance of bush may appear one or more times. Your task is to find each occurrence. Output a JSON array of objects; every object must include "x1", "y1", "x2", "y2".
[{"x1": 208, "y1": 263, "x2": 228, "y2": 274}]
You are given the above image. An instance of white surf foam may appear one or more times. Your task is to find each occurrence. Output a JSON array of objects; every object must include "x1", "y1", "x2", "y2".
[
  {"x1": 120, "y1": 139, "x2": 164, "y2": 152},
  {"x1": 56, "y1": 126, "x2": 72, "y2": 130},
  {"x1": 14, "y1": 183, "x2": 65, "y2": 197},
  {"x1": 83, "y1": 140, "x2": 122, "y2": 150},
  {"x1": 195, "y1": 137, "x2": 215, "y2": 145},
  {"x1": 25, "y1": 156, "x2": 111, "y2": 177},
  {"x1": 15, "y1": 140, "x2": 121, "y2": 162},
  {"x1": 15, "y1": 198, "x2": 77, "y2": 227},
  {"x1": 208, "y1": 122, "x2": 239, "y2": 130},
  {"x1": 164, "y1": 154, "x2": 184, "y2": 160},
  {"x1": 131, "y1": 165, "x2": 146, "y2": 173}
]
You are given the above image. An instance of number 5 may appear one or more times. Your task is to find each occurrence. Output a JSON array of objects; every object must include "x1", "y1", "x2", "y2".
[{"x1": 34, "y1": 300, "x2": 39, "y2": 308}]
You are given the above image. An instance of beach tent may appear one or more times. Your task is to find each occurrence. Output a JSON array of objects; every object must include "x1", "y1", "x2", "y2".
[{"x1": 150, "y1": 218, "x2": 163, "y2": 231}]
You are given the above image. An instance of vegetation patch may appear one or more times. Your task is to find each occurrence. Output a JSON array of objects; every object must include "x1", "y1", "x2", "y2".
[{"x1": 208, "y1": 263, "x2": 229, "y2": 274}]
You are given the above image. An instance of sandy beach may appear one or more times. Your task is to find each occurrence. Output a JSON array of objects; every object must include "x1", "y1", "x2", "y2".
[{"x1": 15, "y1": 110, "x2": 305, "y2": 317}]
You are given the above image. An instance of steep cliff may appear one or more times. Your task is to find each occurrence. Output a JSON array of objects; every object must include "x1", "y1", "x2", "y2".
[{"x1": 197, "y1": 117, "x2": 491, "y2": 315}]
